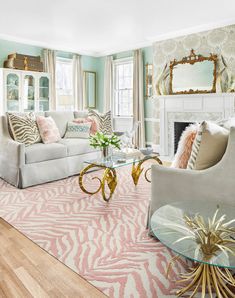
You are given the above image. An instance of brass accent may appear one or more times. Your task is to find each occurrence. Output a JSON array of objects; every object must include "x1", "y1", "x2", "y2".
[
  {"x1": 169, "y1": 49, "x2": 217, "y2": 95},
  {"x1": 171, "y1": 262, "x2": 235, "y2": 298},
  {"x1": 166, "y1": 208, "x2": 235, "y2": 297},
  {"x1": 131, "y1": 156, "x2": 163, "y2": 185},
  {"x1": 145, "y1": 63, "x2": 153, "y2": 98},
  {"x1": 79, "y1": 164, "x2": 117, "y2": 202}
]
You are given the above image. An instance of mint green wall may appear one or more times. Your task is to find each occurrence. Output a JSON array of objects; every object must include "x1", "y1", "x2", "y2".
[
  {"x1": 0, "y1": 38, "x2": 153, "y2": 142},
  {"x1": 0, "y1": 39, "x2": 102, "y2": 109},
  {"x1": 98, "y1": 46, "x2": 153, "y2": 143},
  {"x1": 0, "y1": 40, "x2": 42, "y2": 66}
]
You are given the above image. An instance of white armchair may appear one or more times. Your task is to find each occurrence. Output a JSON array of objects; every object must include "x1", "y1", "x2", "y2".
[{"x1": 148, "y1": 126, "x2": 235, "y2": 226}]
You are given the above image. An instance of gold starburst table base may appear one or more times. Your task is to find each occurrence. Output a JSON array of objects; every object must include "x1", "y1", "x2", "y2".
[{"x1": 175, "y1": 262, "x2": 235, "y2": 298}]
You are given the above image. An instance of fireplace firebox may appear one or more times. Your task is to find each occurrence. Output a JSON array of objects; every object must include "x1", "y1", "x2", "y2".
[{"x1": 174, "y1": 122, "x2": 194, "y2": 154}]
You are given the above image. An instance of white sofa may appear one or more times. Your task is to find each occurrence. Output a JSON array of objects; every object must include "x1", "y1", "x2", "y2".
[
  {"x1": 0, "y1": 111, "x2": 99, "y2": 188},
  {"x1": 148, "y1": 126, "x2": 235, "y2": 225}
]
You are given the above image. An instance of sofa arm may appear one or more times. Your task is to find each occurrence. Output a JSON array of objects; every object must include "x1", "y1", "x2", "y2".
[{"x1": 0, "y1": 138, "x2": 25, "y2": 167}]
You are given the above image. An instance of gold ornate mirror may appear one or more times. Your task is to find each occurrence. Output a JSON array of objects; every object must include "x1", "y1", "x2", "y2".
[{"x1": 169, "y1": 49, "x2": 217, "y2": 95}]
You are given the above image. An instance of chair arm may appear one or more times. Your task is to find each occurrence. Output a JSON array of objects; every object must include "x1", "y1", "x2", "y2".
[{"x1": 149, "y1": 161, "x2": 234, "y2": 222}]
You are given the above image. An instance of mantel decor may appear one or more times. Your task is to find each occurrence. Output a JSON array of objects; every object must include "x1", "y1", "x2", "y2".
[{"x1": 169, "y1": 49, "x2": 217, "y2": 95}]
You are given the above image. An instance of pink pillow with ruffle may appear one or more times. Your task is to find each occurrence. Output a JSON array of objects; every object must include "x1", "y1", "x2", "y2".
[
  {"x1": 171, "y1": 124, "x2": 199, "y2": 169},
  {"x1": 36, "y1": 116, "x2": 61, "y2": 144},
  {"x1": 73, "y1": 117, "x2": 97, "y2": 135}
]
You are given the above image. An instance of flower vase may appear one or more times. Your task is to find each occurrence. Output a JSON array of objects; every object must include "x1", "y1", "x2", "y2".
[{"x1": 101, "y1": 147, "x2": 109, "y2": 161}]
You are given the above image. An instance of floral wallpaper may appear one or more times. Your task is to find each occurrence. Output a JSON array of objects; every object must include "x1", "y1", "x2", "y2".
[{"x1": 151, "y1": 24, "x2": 235, "y2": 147}]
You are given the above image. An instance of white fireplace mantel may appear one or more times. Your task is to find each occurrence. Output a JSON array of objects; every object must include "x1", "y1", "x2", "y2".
[{"x1": 157, "y1": 93, "x2": 235, "y2": 157}]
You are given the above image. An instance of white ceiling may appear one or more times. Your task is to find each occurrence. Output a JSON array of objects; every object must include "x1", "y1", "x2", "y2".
[{"x1": 0, "y1": 0, "x2": 235, "y2": 57}]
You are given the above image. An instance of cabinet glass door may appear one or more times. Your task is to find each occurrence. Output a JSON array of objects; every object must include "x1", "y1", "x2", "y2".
[
  {"x1": 23, "y1": 75, "x2": 35, "y2": 112},
  {"x1": 6, "y1": 73, "x2": 20, "y2": 111},
  {"x1": 39, "y1": 76, "x2": 49, "y2": 111}
]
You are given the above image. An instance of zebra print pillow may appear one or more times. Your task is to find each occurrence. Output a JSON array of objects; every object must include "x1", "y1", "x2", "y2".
[
  {"x1": 88, "y1": 109, "x2": 113, "y2": 135},
  {"x1": 7, "y1": 113, "x2": 41, "y2": 146}
]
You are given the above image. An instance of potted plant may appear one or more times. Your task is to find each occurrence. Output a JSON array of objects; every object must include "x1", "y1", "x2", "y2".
[{"x1": 89, "y1": 132, "x2": 121, "y2": 160}]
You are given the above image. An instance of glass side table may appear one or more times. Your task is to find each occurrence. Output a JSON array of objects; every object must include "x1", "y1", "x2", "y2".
[{"x1": 151, "y1": 201, "x2": 235, "y2": 298}]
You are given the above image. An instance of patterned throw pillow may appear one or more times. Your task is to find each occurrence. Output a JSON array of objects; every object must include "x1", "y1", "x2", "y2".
[
  {"x1": 64, "y1": 122, "x2": 91, "y2": 138},
  {"x1": 7, "y1": 113, "x2": 41, "y2": 146},
  {"x1": 73, "y1": 117, "x2": 98, "y2": 135},
  {"x1": 36, "y1": 116, "x2": 61, "y2": 144},
  {"x1": 88, "y1": 109, "x2": 113, "y2": 135}
]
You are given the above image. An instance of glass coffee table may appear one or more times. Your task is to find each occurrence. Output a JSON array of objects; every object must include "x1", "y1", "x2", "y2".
[
  {"x1": 151, "y1": 201, "x2": 235, "y2": 297},
  {"x1": 79, "y1": 154, "x2": 162, "y2": 202}
]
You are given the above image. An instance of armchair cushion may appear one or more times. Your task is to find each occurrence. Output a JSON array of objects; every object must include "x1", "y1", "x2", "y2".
[{"x1": 187, "y1": 121, "x2": 229, "y2": 170}]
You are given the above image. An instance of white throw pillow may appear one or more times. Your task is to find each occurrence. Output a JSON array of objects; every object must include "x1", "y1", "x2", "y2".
[{"x1": 64, "y1": 122, "x2": 91, "y2": 138}]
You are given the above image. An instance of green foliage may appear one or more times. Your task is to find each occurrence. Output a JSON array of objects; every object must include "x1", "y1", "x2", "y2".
[{"x1": 89, "y1": 132, "x2": 121, "y2": 150}]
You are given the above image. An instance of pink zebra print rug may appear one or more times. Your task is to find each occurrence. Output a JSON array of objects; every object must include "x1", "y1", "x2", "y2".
[{"x1": 0, "y1": 165, "x2": 187, "y2": 298}]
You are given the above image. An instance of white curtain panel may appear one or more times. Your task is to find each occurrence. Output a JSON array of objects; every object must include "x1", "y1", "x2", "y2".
[
  {"x1": 73, "y1": 54, "x2": 84, "y2": 110},
  {"x1": 103, "y1": 55, "x2": 113, "y2": 112},
  {"x1": 133, "y1": 49, "x2": 145, "y2": 148},
  {"x1": 43, "y1": 49, "x2": 56, "y2": 110}
]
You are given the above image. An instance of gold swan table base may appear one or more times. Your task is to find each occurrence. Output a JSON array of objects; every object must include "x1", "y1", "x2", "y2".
[
  {"x1": 79, "y1": 156, "x2": 162, "y2": 201},
  {"x1": 173, "y1": 262, "x2": 235, "y2": 298}
]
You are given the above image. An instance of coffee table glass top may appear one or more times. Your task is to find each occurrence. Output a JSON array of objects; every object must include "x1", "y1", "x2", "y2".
[
  {"x1": 84, "y1": 154, "x2": 158, "y2": 169},
  {"x1": 151, "y1": 201, "x2": 235, "y2": 268}
]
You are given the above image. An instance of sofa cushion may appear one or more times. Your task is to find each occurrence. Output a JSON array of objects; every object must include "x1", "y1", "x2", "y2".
[
  {"x1": 45, "y1": 111, "x2": 74, "y2": 137},
  {"x1": 59, "y1": 138, "x2": 97, "y2": 157},
  {"x1": 25, "y1": 143, "x2": 67, "y2": 164}
]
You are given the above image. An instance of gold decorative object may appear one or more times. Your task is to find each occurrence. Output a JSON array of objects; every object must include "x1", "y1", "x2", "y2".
[
  {"x1": 131, "y1": 156, "x2": 163, "y2": 185},
  {"x1": 169, "y1": 49, "x2": 217, "y2": 95},
  {"x1": 79, "y1": 164, "x2": 117, "y2": 202},
  {"x1": 79, "y1": 155, "x2": 163, "y2": 201},
  {"x1": 168, "y1": 208, "x2": 235, "y2": 297},
  {"x1": 145, "y1": 64, "x2": 153, "y2": 98}
]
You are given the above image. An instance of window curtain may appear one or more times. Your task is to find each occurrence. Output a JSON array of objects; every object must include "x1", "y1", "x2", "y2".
[
  {"x1": 133, "y1": 49, "x2": 145, "y2": 148},
  {"x1": 72, "y1": 54, "x2": 84, "y2": 110},
  {"x1": 103, "y1": 56, "x2": 113, "y2": 112},
  {"x1": 43, "y1": 49, "x2": 56, "y2": 110}
]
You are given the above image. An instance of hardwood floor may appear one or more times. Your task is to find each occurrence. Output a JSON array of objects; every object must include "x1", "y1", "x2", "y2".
[{"x1": 0, "y1": 218, "x2": 106, "y2": 297}]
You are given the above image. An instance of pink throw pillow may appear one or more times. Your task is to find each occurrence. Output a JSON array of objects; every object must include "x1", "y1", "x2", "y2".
[
  {"x1": 36, "y1": 116, "x2": 61, "y2": 144},
  {"x1": 171, "y1": 124, "x2": 199, "y2": 169},
  {"x1": 73, "y1": 117, "x2": 98, "y2": 135}
]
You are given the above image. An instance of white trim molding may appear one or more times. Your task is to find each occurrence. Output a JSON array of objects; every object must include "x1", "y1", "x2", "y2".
[{"x1": 156, "y1": 93, "x2": 235, "y2": 157}]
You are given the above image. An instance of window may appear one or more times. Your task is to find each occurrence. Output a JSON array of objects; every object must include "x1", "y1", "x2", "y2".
[
  {"x1": 113, "y1": 58, "x2": 133, "y2": 117},
  {"x1": 56, "y1": 57, "x2": 73, "y2": 111}
]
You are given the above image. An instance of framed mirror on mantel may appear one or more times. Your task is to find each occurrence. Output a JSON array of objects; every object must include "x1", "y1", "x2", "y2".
[{"x1": 169, "y1": 49, "x2": 217, "y2": 95}]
